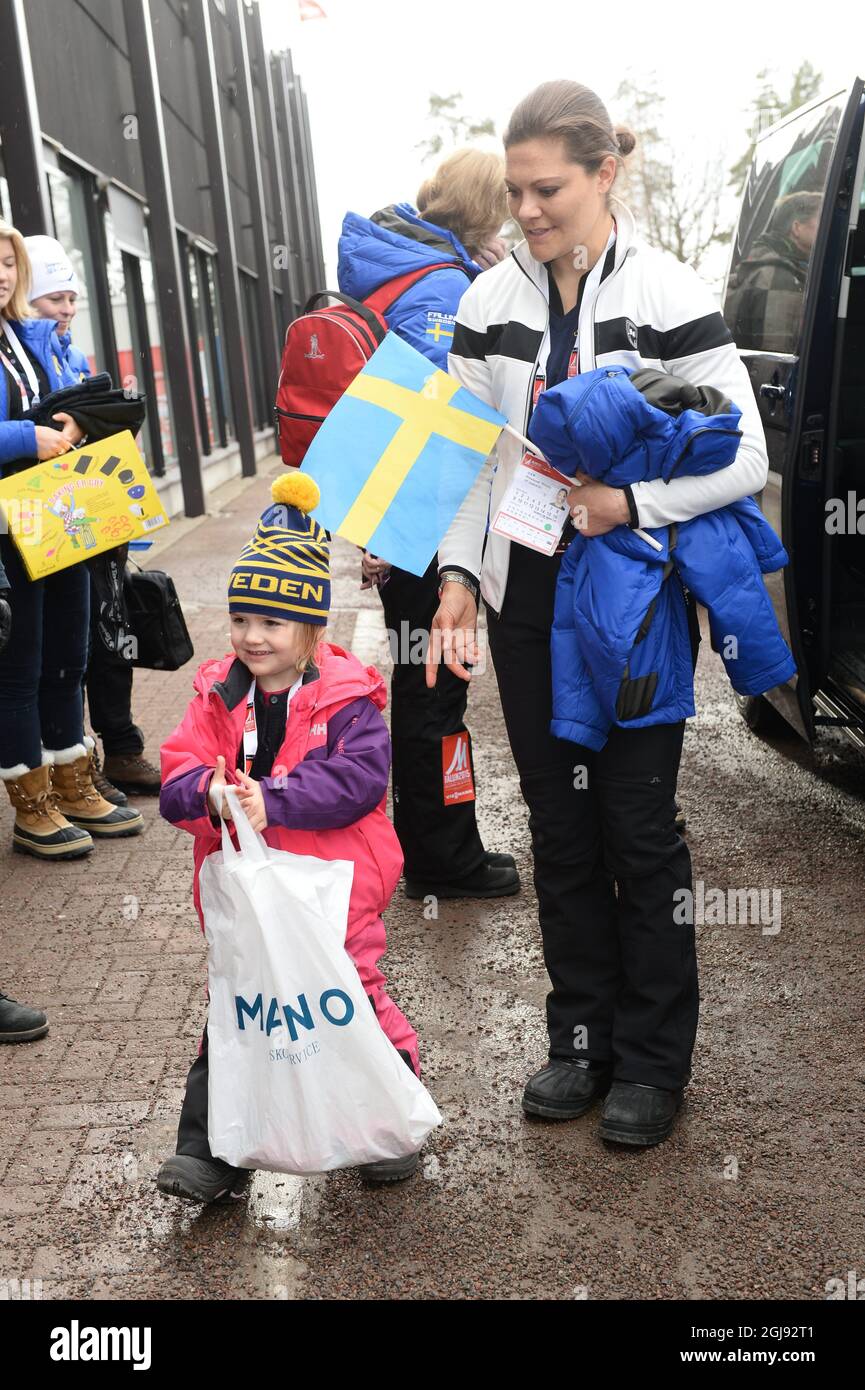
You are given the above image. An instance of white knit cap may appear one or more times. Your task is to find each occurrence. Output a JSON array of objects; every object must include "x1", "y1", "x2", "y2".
[{"x1": 24, "y1": 236, "x2": 80, "y2": 301}]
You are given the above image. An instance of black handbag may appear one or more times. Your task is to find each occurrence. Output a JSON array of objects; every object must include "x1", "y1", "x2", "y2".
[
  {"x1": 123, "y1": 559, "x2": 194, "y2": 671},
  {"x1": 88, "y1": 545, "x2": 131, "y2": 657}
]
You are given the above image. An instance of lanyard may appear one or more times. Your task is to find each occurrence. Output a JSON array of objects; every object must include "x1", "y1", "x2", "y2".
[
  {"x1": 0, "y1": 321, "x2": 41, "y2": 410},
  {"x1": 241, "y1": 675, "x2": 302, "y2": 775},
  {"x1": 534, "y1": 224, "x2": 618, "y2": 400}
]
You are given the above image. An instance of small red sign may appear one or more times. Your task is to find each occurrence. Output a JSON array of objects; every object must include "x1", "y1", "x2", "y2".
[{"x1": 442, "y1": 732, "x2": 476, "y2": 805}]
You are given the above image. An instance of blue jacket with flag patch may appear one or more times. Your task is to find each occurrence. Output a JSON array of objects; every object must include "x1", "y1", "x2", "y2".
[
  {"x1": 527, "y1": 366, "x2": 797, "y2": 751},
  {"x1": 337, "y1": 204, "x2": 478, "y2": 368}
]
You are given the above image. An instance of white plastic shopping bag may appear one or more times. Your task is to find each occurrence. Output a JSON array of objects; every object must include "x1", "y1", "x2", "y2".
[{"x1": 199, "y1": 788, "x2": 442, "y2": 1173}]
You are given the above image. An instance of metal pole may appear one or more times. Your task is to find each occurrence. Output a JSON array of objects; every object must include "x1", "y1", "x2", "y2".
[
  {"x1": 121, "y1": 0, "x2": 205, "y2": 516},
  {"x1": 0, "y1": 0, "x2": 52, "y2": 233},
  {"x1": 186, "y1": 0, "x2": 257, "y2": 478},
  {"x1": 228, "y1": 0, "x2": 280, "y2": 406}
]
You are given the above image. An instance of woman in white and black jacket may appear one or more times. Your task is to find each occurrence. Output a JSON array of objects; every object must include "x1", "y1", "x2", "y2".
[{"x1": 427, "y1": 81, "x2": 770, "y2": 1147}]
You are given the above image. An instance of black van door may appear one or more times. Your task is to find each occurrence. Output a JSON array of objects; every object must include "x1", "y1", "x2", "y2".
[{"x1": 723, "y1": 80, "x2": 865, "y2": 739}]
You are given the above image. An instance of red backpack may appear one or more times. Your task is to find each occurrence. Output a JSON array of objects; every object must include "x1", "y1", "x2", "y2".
[{"x1": 274, "y1": 263, "x2": 462, "y2": 467}]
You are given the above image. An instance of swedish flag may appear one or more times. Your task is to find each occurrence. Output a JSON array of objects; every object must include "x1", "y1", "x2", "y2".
[{"x1": 299, "y1": 331, "x2": 505, "y2": 577}]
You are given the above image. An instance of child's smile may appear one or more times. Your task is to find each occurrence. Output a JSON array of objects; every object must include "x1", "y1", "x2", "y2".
[{"x1": 230, "y1": 613, "x2": 303, "y2": 690}]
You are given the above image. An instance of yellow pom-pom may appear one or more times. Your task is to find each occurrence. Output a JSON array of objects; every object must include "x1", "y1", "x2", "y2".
[{"x1": 271, "y1": 470, "x2": 321, "y2": 514}]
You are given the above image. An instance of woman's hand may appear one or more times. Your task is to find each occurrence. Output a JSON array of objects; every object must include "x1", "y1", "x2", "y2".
[
  {"x1": 360, "y1": 549, "x2": 391, "y2": 590},
  {"x1": 51, "y1": 411, "x2": 86, "y2": 447},
  {"x1": 207, "y1": 755, "x2": 233, "y2": 821},
  {"x1": 235, "y1": 770, "x2": 268, "y2": 832},
  {"x1": 475, "y1": 236, "x2": 508, "y2": 271},
  {"x1": 426, "y1": 582, "x2": 479, "y2": 687},
  {"x1": 34, "y1": 426, "x2": 72, "y2": 460},
  {"x1": 567, "y1": 473, "x2": 630, "y2": 537}
]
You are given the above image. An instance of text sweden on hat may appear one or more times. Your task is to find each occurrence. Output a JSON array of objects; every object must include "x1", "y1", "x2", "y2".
[{"x1": 232, "y1": 572, "x2": 326, "y2": 601}]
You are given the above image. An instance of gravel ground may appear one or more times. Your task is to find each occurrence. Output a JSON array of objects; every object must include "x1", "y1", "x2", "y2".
[{"x1": 1, "y1": 455, "x2": 862, "y2": 1301}]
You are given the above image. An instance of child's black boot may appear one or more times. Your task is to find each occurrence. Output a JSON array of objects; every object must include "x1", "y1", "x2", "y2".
[{"x1": 157, "y1": 1154, "x2": 249, "y2": 1203}]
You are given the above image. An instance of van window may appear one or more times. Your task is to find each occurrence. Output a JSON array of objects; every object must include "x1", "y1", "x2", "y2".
[{"x1": 724, "y1": 96, "x2": 844, "y2": 354}]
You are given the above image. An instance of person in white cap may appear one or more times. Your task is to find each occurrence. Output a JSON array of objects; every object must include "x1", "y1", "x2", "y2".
[{"x1": 24, "y1": 235, "x2": 88, "y2": 379}]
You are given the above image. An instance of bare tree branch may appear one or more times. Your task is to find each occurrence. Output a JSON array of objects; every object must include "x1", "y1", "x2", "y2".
[{"x1": 614, "y1": 73, "x2": 730, "y2": 272}]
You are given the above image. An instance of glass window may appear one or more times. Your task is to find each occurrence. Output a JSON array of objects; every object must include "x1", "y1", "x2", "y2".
[
  {"x1": 203, "y1": 252, "x2": 232, "y2": 439},
  {"x1": 186, "y1": 245, "x2": 216, "y2": 450},
  {"x1": 103, "y1": 210, "x2": 134, "y2": 381},
  {"x1": 103, "y1": 211, "x2": 174, "y2": 474},
  {"x1": 46, "y1": 164, "x2": 107, "y2": 374},
  {"x1": 178, "y1": 238, "x2": 232, "y2": 454},
  {"x1": 137, "y1": 249, "x2": 174, "y2": 467},
  {"x1": 724, "y1": 96, "x2": 843, "y2": 355}
]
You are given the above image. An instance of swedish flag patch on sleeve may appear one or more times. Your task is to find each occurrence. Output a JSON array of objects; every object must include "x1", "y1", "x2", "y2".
[{"x1": 425, "y1": 311, "x2": 456, "y2": 344}]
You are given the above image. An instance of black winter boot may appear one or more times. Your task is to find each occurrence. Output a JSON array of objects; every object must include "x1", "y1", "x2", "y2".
[
  {"x1": 522, "y1": 1058, "x2": 613, "y2": 1119},
  {"x1": 599, "y1": 1081, "x2": 684, "y2": 1146},
  {"x1": 156, "y1": 1154, "x2": 249, "y2": 1203},
  {"x1": 404, "y1": 859, "x2": 520, "y2": 900},
  {"x1": 357, "y1": 1151, "x2": 420, "y2": 1183},
  {"x1": 0, "y1": 991, "x2": 49, "y2": 1043}
]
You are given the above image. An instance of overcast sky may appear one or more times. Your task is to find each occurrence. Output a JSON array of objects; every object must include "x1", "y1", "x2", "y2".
[{"x1": 257, "y1": 0, "x2": 857, "y2": 285}]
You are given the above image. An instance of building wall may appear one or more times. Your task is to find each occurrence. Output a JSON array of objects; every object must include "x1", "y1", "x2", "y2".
[
  {"x1": 0, "y1": 0, "x2": 325, "y2": 517},
  {"x1": 27, "y1": 0, "x2": 144, "y2": 195}
]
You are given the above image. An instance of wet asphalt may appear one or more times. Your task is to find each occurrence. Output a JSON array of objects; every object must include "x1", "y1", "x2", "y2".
[{"x1": 2, "y1": 458, "x2": 863, "y2": 1300}]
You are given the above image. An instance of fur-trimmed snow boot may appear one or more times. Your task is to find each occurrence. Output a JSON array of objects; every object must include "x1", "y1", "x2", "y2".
[
  {"x1": 50, "y1": 738, "x2": 144, "y2": 837},
  {"x1": 1, "y1": 759, "x2": 93, "y2": 860}
]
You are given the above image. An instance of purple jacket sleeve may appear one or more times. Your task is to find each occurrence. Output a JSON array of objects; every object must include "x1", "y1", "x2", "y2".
[
  {"x1": 260, "y1": 697, "x2": 391, "y2": 831},
  {"x1": 159, "y1": 764, "x2": 222, "y2": 838}
]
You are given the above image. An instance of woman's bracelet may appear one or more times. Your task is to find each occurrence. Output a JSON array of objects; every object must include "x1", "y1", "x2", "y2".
[{"x1": 438, "y1": 569, "x2": 479, "y2": 603}]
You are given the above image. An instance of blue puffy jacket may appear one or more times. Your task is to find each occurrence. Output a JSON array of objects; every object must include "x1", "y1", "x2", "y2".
[
  {"x1": 337, "y1": 203, "x2": 476, "y2": 368},
  {"x1": 56, "y1": 330, "x2": 91, "y2": 381},
  {"x1": 528, "y1": 366, "x2": 797, "y2": 750},
  {"x1": 0, "y1": 317, "x2": 80, "y2": 473}
]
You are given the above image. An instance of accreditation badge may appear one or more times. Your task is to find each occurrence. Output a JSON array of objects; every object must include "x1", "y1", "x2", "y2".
[
  {"x1": 490, "y1": 451, "x2": 575, "y2": 556},
  {"x1": 442, "y1": 732, "x2": 476, "y2": 806}
]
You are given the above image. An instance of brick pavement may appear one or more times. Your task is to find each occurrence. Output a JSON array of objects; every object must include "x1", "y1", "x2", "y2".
[
  {"x1": 0, "y1": 453, "x2": 408, "y2": 1297},
  {"x1": 3, "y1": 451, "x2": 863, "y2": 1302}
]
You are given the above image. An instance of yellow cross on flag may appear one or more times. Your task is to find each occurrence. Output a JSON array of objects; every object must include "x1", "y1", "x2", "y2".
[{"x1": 299, "y1": 331, "x2": 505, "y2": 577}]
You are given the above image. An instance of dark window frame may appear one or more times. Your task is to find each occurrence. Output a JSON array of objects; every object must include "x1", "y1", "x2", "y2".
[
  {"x1": 178, "y1": 230, "x2": 212, "y2": 456},
  {"x1": 121, "y1": 249, "x2": 167, "y2": 477},
  {"x1": 195, "y1": 245, "x2": 229, "y2": 448}
]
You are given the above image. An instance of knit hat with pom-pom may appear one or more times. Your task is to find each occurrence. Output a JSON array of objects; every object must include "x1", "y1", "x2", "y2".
[{"x1": 228, "y1": 470, "x2": 330, "y2": 624}]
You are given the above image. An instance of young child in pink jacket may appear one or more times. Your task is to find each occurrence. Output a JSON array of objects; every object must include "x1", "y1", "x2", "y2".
[{"x1": 156, "y1": 473, "x2": 420, "y2": 1202}]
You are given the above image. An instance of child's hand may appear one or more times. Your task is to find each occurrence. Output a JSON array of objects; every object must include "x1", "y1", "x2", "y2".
[
  {"x1": 235, "y1": 770, "x2": 268, "y2": 832},
  {"x1": 208, "y1": 755, "x2": 233, "y2": 821}
]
